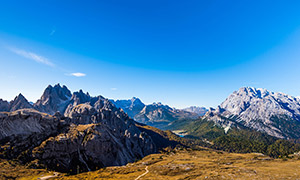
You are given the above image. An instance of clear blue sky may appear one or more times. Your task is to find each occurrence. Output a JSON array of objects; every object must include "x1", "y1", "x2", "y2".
[{"x1": 1, "y1": 1, "x2": 300, "y2": 108}]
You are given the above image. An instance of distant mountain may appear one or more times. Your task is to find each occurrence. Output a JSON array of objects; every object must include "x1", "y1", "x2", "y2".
[
  {"x1": 0, "y1": 99, "x2": 9, "y2": 112},
  {"x1": 110, "y1": 98, "x2": 200, "y2": 129},
  {"x1": 203, "y1": 87, "x2": 300, "y2": 139},
  {"x1": 9, "y1": 93, "x2": 33, "y2": 111},
  {"x1": 109, "y1": 97, "x2": 145, "y2": 118},
  {"x1": 182, "y1": 106, "x2": 208, "y2": 116},
  {"x1": 134, "y1": 102, "x2": 198, "y2": 129}
]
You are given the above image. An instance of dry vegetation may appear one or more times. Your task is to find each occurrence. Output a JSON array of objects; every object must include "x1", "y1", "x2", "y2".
[{"x1": 2, "y1": 148, "x2": 300, "y2": 180}]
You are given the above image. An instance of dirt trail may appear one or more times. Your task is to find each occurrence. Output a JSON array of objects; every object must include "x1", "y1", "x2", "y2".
[
  {"x1": 135, "y1": 166, "x2": 149, "y2": 180},
  {"x1": 37, "y1": 172, "x2": 59, "y2": 180}
]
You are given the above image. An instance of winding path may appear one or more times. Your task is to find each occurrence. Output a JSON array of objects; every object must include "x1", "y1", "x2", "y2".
[
  {"x1": 37, "y1": 172, "x2": 59, "y2": 180},
  {"x1": 135, "y1": 166, "x2": 149, "y2": 180}
]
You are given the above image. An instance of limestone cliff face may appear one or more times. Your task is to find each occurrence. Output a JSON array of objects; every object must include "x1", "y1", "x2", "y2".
[
  {"x1": 0, "y1": 109, "x2": 65, "y2": 161},
  {"x1": 204, "y1": 87, "x2": 300, "y2": 139}
]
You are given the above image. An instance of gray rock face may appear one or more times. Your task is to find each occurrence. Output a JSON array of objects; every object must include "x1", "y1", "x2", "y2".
[
  {"x1": 9, "y1": 93, "x2": 33, "y2": 112},
  {"x1": 34, "y1": 84, "x2": 72, "y2": 115},
  {"x1": 110, "y1": 97, "x2": 145, "y2": 118},
  {"x1": 182, "y1": 106, "x2": 208, "y2": 116},
  {"x1": 134, "y1": 102, "x2": 198, "y2": 129},
  {"x1": 0, "y1": 109, "x2": 65, "y2": 161},
  {"x1": 0, "y1": 109, "x2": 60, "y2": 140},
  {"x1": 0, "y1": 99, "x2": 9, "y2": 112},
  {"x1": 205, "y1": 87, "x2": 300, "y2": 139}
]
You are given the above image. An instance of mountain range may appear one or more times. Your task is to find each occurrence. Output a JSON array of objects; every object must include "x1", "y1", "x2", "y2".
[
  {"x1": 2, "y1": 84, "x2": 300, "y2": 174},
  {"x1": 110, "y1": 99, "x2": 205, "y2": 129},
  {"x1": 0, "y1": 84, "x2": 171, "y2": 173}
]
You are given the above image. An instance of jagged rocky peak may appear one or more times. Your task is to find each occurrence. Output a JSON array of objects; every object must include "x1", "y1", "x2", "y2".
[
  {"x1": 71, "y1": 89, "x2": 91, "y2": 105},
  {"x1": 34, "y1": 83, "x2": 72, "y2": 115},
  {"x1": 9, "y1": 93, "x2": 33, "y2": 112},
  {"x1": 0, "y1": 99, "x2": 9, "y2": 112},
  {"x1": 130, "y1": 97, "x2": 144, "y2": 105},
  {"x1": 220, "y1": 87, "x2": 300, "y2": 120}
]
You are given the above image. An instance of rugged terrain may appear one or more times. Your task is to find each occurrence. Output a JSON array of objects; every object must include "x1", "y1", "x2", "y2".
[
  {"x1": 2, "y1": 148, "x2": 300, "y2": 180},
  {"x1": 2, "y1": 85, "x2": 300, "y2": 178},
  {"x1": 0, "y1": 85, "x2": 160, "y2": 174}
]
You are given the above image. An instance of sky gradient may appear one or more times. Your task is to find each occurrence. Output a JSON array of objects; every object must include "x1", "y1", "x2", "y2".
[{"x1": 1, "y1": 1, "x2": 300, "y2": 108}]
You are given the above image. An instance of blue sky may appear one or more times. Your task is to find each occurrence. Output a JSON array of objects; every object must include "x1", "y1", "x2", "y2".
[{"x1": 1, "y1": 1, "x2": 300, "y2": 108}]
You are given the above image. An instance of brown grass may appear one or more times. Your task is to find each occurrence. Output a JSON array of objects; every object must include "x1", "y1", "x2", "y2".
[{"x1": 1, "y1": 149, "x2": 300, "y2": 179}]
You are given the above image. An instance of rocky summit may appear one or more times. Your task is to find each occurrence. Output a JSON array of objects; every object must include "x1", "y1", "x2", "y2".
[
  {"x1": 8, "y1": 93, "x2": 33, "y2": 112},
  {"x1": 0, "y1": 84, "x2": 156, "y2": 174},
  {"x1": 34, "y1": 84, "x2": 72, "y2": 115},
  {"x1": 204, "y1": 87, "x2": 300, "y2": 139}
]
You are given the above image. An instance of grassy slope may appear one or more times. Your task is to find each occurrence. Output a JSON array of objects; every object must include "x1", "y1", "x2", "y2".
[{"x1": 4, "y1": 148, "x2": 300, "y2": 180}]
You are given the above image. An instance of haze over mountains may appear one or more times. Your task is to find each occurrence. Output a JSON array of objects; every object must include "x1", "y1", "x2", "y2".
[{"x1": 110, "y1": 98, "x2": 205, "y2": 129}]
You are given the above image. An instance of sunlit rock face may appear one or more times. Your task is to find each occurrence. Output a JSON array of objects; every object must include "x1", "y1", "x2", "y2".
[{"x1": 204, "y1": 87, "x2": 300, "y2": 139}]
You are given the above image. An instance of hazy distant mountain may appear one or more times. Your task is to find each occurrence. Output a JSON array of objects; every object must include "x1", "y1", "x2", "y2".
[
  {"x1": 110, "y1": 97, "x2": 145, "y2": 118},
  {"x1": 0, "y1": 99, "x2": 9, "y2": 112},
  {"x1": 204, "y1": 87, "x2": 300, "y2": 139},
  {"x1": 182, "y1": 106, "x2": 208, "y2": 116},
  {"x1": 134, "y1": 102, "x2": 198, "y2": 129}
]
